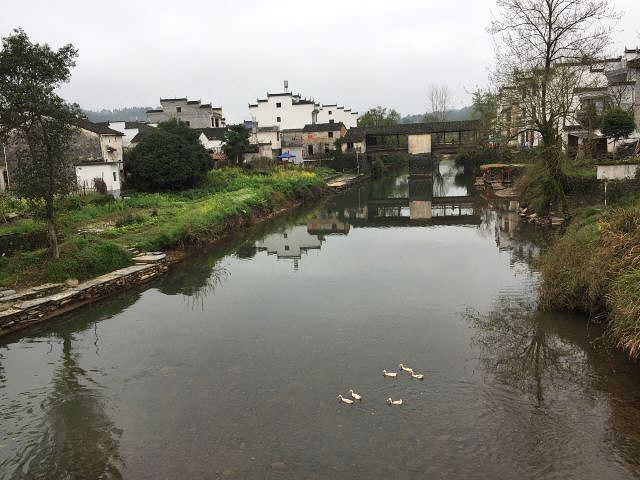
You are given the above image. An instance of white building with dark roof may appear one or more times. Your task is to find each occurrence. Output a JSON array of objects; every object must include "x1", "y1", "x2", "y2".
[
  {"x1": 248, "y1": 82, "x2": 358, "y2": 132},
  {"x1": 147, "y1": 98, "x2": 225, "y2": 129}
]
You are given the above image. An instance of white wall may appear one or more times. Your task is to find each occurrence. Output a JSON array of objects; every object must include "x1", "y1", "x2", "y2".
[
  {"x1": 75, "y1": 163, "x2": 121, "y2": 196},
  {"x1": 316, "y1": 106, "x2": 358, "y2": 128},
  {"x1": 256, "y1": 130, "x2": 280, "y2": 149},
  {"x1": 198, "y1": 133, "x2": 223, "y2": 152},
  {"x1": 281, "y1": 146, "x2": 304, "y2": 164},
  {"x1": 249, "y1": 94, "x2": 315, "y2": 130},
  {"x1": 597, "y1": 163, "x2": 640, "y2": 180}
]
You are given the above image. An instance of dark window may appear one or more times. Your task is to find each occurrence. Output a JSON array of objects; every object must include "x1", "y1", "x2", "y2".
[
  {"x1": 277, "y1": 132, "x2": 280, "y2": 140},
  {"x1": 277, "y1": 117, "x2": 281, "y2": 123},
  {"x1": 113, "y1": 171, "x2": 117, "y2": 182},
  {"x1": 328, "y1": 110, "x2": 332, "y2": 115},
  {"x1": 283, "y1": 233, "x2": 288, "y2": 239},
  {"x1": 276, "y1": 102, "x2": 282, "y2": 108},
  {"x1": 185, "y1": 121, "x2": 190, "y2": 126},
  {"x1": 284, "y1": 245, "x2": 290, "y2": 251},
  {"x1": 212, "y1": 118, "x2": 215, "y2": 127},
  {"x1": 176, "y1": 106, "x2": 181, "y2": 112},
  {"x1": 328, "y1": 131, "x2": 334, "y2": 138},
  {"x1": 329, "y1": 119, "x2": 334, "y2": 123}
]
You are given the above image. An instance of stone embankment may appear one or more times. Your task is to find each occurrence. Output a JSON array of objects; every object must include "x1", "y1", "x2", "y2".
[{"x1": 0, "y1": 256, "x2": 167, "y2": 338}]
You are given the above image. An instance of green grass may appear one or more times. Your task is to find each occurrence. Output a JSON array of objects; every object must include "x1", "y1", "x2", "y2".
[{"x1": 0, "y1": 167, "x2": 328, "y2": 288}]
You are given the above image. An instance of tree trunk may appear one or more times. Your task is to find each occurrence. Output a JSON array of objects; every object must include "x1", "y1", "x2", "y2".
[{"x1": 46, "y1": 195, "x2": 59, "y2": 259}]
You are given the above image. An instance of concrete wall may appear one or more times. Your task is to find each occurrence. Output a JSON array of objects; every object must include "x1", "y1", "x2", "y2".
[
  {"x1": 256, "y1": 130, "x2": 281, "y2": 149},
  {"x1": 75, "y1": 163, "x2": 121, "y2": 196},
  {"x1": 281, "y1": 146, "x2": 304, "y2": 164},
  {"x1": 408, "y1": 134, "x2": 431, "y2": 154},
  {"x1": 597, "y1": 163, "x2": 640, "y2": 180}
]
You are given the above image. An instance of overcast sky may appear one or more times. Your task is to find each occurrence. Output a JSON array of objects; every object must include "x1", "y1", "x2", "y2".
[{"x1": 2, "y1": 0, "x2": 639, "y2": 123}]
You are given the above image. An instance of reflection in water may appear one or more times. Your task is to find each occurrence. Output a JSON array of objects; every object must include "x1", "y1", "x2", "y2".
[
  {"x1": 1, "y1": 332, "x2": 124, "y2": 479},
  {"x1": 4, "y1": 160, "x2": 640, "y2": 479}
]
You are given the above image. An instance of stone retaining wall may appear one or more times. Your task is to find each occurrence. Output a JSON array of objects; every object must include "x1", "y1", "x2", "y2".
[{"x1": 0, "y1": 263, "x2": 167, "y2": 337}]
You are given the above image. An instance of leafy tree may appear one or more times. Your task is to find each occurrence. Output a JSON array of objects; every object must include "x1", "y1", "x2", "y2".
[
  {"x1": 0, "y1": 29, "x2": 80, "y2": 259},
  {"x1": 125, "y1": 119, "x2": 211, "y2": 191},
  {"x1": 601, "y1": 107, "x2": 636, "y2": 157},
  {"x1": 576, "y1": 101, "x2": 603, "y2": 158},
  {"x1": 471, "y1": 89, "x2": 498, "y2": 141},
  {"x1": 222, "y1": 124, "x2": 250, "y2": 165},
  {"x1": 358, "y1": 106, "x2": 400, "y2": 127}
]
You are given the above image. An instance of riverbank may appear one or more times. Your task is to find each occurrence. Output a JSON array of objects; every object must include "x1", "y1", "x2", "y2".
[{"x1": 0, "y1": 168, "x2": 330, "y2": 290}]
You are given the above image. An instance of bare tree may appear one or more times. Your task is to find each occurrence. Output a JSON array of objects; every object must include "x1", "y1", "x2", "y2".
[
  {"x1": 490, "y1": 0, "x2": 618, "y2": 187},
  {"x1": 425, "y1": 85, "x2": 450, "y2": 122}
]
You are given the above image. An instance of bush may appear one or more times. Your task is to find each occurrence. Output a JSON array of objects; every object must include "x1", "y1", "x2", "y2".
[
  {"x1": 93, "y1": 177, "x2": 108, "y2": 195},
  {"x1": 455, "y1": 145, "x2": 514, "y2": 173},
  {"x1": 372, "y1": 158, "x2": 384, "y2": 178},
  {"x1": 44, "y1": 238, "x2": 131, "y2": 282},
  {"x1": 125, "y1": 119, "x2": 212, "y2": 191},
  {"x1": 115, "y1": 212, "x2": 145, "y2": 228}
]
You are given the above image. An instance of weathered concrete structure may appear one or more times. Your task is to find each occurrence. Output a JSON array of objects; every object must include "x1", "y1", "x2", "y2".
[
  {"x1": 302, "y1": 122, "x2": 347, "y2": 156},
  {"x1": 147, "y1": 98, "x2": 225, "y2": 129},
  {"x1": 596, "y1": 162, "x2": 640, "y2": 180}
]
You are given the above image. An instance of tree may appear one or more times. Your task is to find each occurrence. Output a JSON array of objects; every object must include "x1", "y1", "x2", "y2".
[
  {"x1": 357, "y1": 106, "x2": 400, "y2": 127},
  {"x1": 125, "y1": 119, "x2": 211, "y2": 191},
  {"x1": 576, "y1": 100, "x2": 602, "y2": 158},
  {"x1": 0, "y1": 29, "x2": 80, "y2": 259},
  {"x1": 471, "y1": 89, "x2": 499, "y2": 141},
  {"x1": 490, "y1": 0, "x2": 618, "y2": 206},
  {"x1": 601, "y1": 107, "x2": 636, "y2": 157},
  {"x1": 424, "y1": 85, "x2": 450, "y2": 122},
  {"x1": 221, "y1": 124, "x2": 250, "y2": 165}
]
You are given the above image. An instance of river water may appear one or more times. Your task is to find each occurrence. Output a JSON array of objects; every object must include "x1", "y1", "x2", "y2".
[{"x1": 2, "y1": 160, "x2": 640, "y2": 479}]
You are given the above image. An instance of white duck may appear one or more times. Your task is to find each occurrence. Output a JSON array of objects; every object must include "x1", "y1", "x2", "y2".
[
  {"x1": 337, "y1": 394, "x2": 354, "y2": 405},
  {"x1": 399, "y1": 363, "x2": 414, "y2": 374},
  {"x1": 349, "y1": 389, "x2": 362, "y2": 401},
  {"x1": 387, "y1": 398, "x2": 403, "y2": 406},
  {"x1": 411, "y1": 372, "x2": 424, "y2": 380},
  {"x1": 383, "y1": 370, "x2": 398, "y2": 378}
]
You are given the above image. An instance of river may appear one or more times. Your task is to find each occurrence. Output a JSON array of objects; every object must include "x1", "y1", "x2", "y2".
[{"x1": 2, "y1": 159, "x2": 640, "y2": 479}]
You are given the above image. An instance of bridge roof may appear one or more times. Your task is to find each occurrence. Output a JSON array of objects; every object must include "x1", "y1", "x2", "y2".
[{"x1": 345, "y1": 120, "x2": 480, "y2": 142}]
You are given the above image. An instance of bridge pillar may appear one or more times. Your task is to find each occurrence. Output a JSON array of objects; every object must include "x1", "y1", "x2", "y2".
[{"x1": 408, "y1": 134, "x2": 432, "y2": 154}]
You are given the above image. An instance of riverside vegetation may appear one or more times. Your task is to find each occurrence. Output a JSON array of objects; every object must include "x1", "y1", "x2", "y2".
[{"x1": 0, "y1": 168, "x2": 327, "y2": 288}]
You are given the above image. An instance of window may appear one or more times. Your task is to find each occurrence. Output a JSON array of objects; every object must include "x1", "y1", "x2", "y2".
[
  {"x1": 329, "y1": 119, "x2": 334, "y2": 123},
  {"x1": 328, "y1": 131, "x2": 334, "y2": 138},
  {"x1": 113, "y1": 171, "x2": 117, "y2": 182},
  {"x1": 176, "y1": 106, "x2": 181, "y2": 113},
  {"x1": 328, "y1": 110, "x2": 332, "y2": 115},
  {"x1": 277, "y1": 132, "x2": 280, "y2": 141},
  {"x1": 283, "y1": 233, "x2": 288, "y2": 239},
  {"x1": 185, "y1": 121, "x2": 190, "y2": 126},
  {"x1": 276, "y1": 102, "x2": 282, "y2": 108},
  {"x1": 277, "y1": 117, "x2": 281, "y2": 123},
  {"x1": 284, "y1": 245, "x2": 290, "y2": 251},
  {"x1": 325, "y1": 144, "x2": 330, "y2": 153}
]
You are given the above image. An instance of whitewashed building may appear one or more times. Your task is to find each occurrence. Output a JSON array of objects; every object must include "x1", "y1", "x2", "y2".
[
  {"x1": 100, "y1": 121, "x2": 155, "y2": 149},
  {"x1": 147, "y1": 98, "x2": 225, "y2": 129},
  {"x1": 196, "y1": 128, "x2": 227, "y2": 152},
  {"x1": 248, "y1": 82, "x2": 358, "y2": 132}
]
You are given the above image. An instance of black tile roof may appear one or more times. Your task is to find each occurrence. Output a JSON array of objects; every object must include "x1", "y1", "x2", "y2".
[
  {"x1": 76, "y1": 119, "x2": 124, "y2": 136},
  {"x1": 187, "y1": 100, "x2": 201, "y2": 105},
  {"x1": 344, "y1": 120, "x2": 481, "y2": 141},
  {"x1": 302, "y1": 122, "x2": 345, "y2": 132},
  {"x1": 160, "y1": 97, "x2": 188, "y2": 102},
  {"x1": 146, "y1": 109, "x2": 163, "y2": 113},
  {"x1": 124, "y1": 121, "x2": 154, "y2": 130},
  {"x1": 194, "y1": 127, "x2": 227, "y2": 140},
  {"x1": 258, "y1": 126, "x2": 280, "y2": 132}
]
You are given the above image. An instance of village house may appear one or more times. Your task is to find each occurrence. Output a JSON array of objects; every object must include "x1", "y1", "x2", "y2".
[
  {"x1": 280, "y1": 129, "x2": 304, "y2": 164},
  {"x1": 100, "y1": 121, "x2": 155, "y2": 149},
  {"x1": 302, "y1": 122, "x2": 347, "y2": 156},
  {"x1": 196, "y1": 127, "x2": 226, "y2": 152},
  {"x1": 498, "y1": 47, "x2": 640, "y2": 155},
  {"x1": 248, "y1": 82, "x2": 358, "y2": 133},
  {"x1": 147, "y1": 98, "x2": 225, "y2": 129},
  {"x1": 0, "y1": 119, "x2": 125, "y2": 196}
]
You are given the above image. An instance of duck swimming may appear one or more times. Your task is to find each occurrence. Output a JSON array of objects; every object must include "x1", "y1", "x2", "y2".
[
  {"x1": 349, "y1": 389, "x2": 362, "y2": 401},
  {"x1": 383, "y1": 370, "x2": 398, "y2": 378},
  {"x1": 411, "y1": 372, "x2": 424, "y2": 380},
  {"x1": 337, "y1": 394, "x2": 354, "y2": 405},
  {"x1": 387, "y1": 398, "x2": 403, "y2": 406},
  {"x1": 399, "y1": 363, "x2": 414, "y2": 374}
]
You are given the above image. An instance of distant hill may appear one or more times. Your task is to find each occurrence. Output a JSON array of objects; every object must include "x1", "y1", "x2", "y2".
[
  {"x1": 400, "y1": 105, "x2": 476, "y2": 124},
  {"x1": 82, "y1": 107, "x2": 155, "y2": 122}
]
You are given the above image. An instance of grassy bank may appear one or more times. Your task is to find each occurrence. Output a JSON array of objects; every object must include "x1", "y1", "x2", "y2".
[
  {"x1": 539, "y1": 204, "x2": 640, "y2": 357},
  {"x1": 0, "y1": 168, "x2": 328, "y2": 288}
]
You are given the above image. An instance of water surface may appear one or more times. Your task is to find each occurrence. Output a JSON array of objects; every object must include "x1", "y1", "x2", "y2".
[{"x1": 2, "y1": 160, "x2": 640, "y2": 479}]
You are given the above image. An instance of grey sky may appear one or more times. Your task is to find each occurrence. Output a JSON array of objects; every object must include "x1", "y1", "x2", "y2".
[{"x1": 2, "y1": 0, "x2": 639, "y2": 123}]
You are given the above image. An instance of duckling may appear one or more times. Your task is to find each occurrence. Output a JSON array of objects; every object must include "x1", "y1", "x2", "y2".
[
  {"x1": 349, "y1": 389, "x2": 362, "y2": 401},
  {"x1": 387, "y1": 398, "x2": 403, "y2": 406},
  {"x1": 411, "y1": 372, "x2": 424, "y2": 380},
  {"x1": 337, "y1": 394, "x2": 354, "y2": 405},
  {"x1": 382, "y1": 369, "x2": 398, "y2": 378},
  {"x1": 399, "y1": 363, "x2": 414, "y2": 374}
]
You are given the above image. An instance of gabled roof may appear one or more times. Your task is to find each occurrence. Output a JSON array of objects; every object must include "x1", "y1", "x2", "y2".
[
  {"x1": 124, "y1": 121, "x2": 154, "y2": 130},
  {"x1": 160, "y1": 97, "x2": 188, "y2": 102},
  {"x1": 76, "y1": 119, "x2": 124, "y2": 136},
  {"x1": 303, "y1": 122, "x2": 345, "y2": 133},
  {"x1": 195, "y1": 127, "x2": 227, "y2": 141}
]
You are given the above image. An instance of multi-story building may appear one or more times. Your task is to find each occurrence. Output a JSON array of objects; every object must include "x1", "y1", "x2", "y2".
[
  {"x1": 498, "y1": 48, "x2": 640, "y2": 154},
  {"x1": 147, "y1": 98, "x2": 225, "y2": 129},
  {"x1": 248, "y1": 83, "x2": 358, "y2": 132}
]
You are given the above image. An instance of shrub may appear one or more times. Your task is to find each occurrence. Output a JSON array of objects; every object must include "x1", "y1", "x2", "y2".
[
  {"x1": 372, "y1": 158, "x2": 384, "y2": 178},
  {"x1": 125, "y1": 119, "x2": 212, "y2": 191},
  {"x1": 44, "y1": 238, "x2": 131, "y2": 282},
  {"x1": 115, "y1": 212, "x2": 146, "y2": 228},
  {"x1": 93, "y1": 177, "x2": 108, "y2": 195}
]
